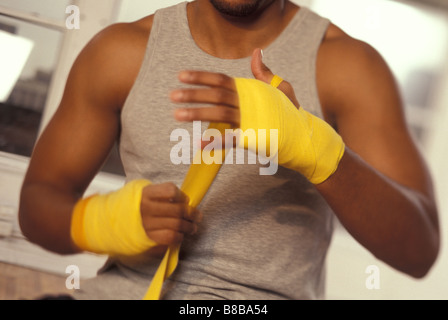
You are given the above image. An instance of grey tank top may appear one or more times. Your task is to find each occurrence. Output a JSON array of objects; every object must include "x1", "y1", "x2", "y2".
[{"x1": 75, "y1": 2, "x2": 334, "y2": 300}]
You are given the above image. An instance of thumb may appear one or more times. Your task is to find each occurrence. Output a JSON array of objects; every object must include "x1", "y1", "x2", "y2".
[
  {"x1": 250, "y1": 48, "x2": 301, "y2": 108},
  {"x1": 251, "y1": 48, "x2": 275, "y2": 84}
]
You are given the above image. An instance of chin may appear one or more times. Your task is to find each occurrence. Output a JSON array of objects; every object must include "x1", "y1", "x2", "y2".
[{"x1": 209, "y1": 0, "x2": 269, "y2": 17}]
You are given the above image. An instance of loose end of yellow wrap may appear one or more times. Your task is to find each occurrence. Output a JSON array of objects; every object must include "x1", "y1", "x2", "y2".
[{"x1": 143, "y1": 122, "x2": 231, "y2": 300}]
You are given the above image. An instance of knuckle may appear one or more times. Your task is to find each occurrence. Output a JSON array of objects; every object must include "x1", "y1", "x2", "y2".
[
  {"x1": 142, "y1": 185, "x2": 153, "y2": 198},
  {"x1": 218, "y1": 107, "x2": 237, "y2": 122},
  {"x1": 171, "y1": 204, "x2": 184, "y2": 218},
  {"x1": 183, "y1": 90, "x2": 194, "y2": 101},
  {"x1": 189, "y1": 72, "x2": 199, "y2": 82},
  {"x1": 140, "y1": 195, "x2": 151, "y2": 214},
  {"x1": 262, "y1": 64, "x2": 271, "y2": 73},
  {"x1": 173, "y1": 219, "x2": 185, "y2": 231},
  {"x1": 216, "y1": 73, "x2": 230, "y2": 86},
  {"x1": 186, "y1": 108, "x2": 197, "y2": 119},
  {"x1": 214, "y1": 88, "x2": 226, "y2": 102},
  {"x1": 164, "y1": 182, "x2": 178, "y2": 198},
  {"x1": 283, "y1": 80, "x2": 293, "y2": 91},
  {"x1": 180, "y1": 204, "x2": 189, "y2": 217}
]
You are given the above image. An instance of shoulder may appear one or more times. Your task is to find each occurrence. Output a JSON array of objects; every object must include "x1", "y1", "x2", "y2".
[
  {"x1": 86, "y1": 15, "x2": 154, "y2": 53},
  {"x1": 66, "y1": 15, "x2": 155, "y2": 110},
  {"x1": 316, "y1": 23, "x2": 398, "y2": 123},
  {"x1": 319, "y1": 23, "x2": 387, "y2": 78}
]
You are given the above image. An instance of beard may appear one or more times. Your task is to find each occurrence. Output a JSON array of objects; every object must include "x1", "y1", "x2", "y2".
[{"x1": 209, "y1": 0, "x2": 269, "y2": 17}]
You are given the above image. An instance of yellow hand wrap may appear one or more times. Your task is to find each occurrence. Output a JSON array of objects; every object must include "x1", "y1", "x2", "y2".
[
  {"x1": 235, "y1": 76, "x2": 345, "y2": 184},
  {"x1": 71, "y1": 179, "x2": 156, "y2": 256}
]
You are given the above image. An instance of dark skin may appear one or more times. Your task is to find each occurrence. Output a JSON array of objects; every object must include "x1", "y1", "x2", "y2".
[{"x1": 19, "y1": 0, "x2": 439, "y2": 278}]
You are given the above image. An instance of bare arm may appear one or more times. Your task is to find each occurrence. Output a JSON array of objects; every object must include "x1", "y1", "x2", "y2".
[
  {"x1": 19, "y1": 24, "x2": 136, "y2": 254},
  {"x1": 315, "y1": 26, "x2": 440, "y2": 278},
  {"x1": 20, "y1": 18, "x2": 200, "y2": 256}
]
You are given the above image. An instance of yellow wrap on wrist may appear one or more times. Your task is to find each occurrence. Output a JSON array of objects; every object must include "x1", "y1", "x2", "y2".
[
  {"x1": 235, "y1": 77, "x2": 345, "y2": 184},
  {"x1": 71, "y1": 179, "x2": 156, "y2": 256}
]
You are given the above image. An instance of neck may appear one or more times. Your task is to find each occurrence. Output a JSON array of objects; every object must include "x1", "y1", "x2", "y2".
[{"x1": 187, "y1": 0, "x2": 299, "y2": 59}]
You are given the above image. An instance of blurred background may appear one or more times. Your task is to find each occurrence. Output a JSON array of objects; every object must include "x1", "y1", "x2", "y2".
[{"x1": 0, "y1": 0, "x2": 447, "y2": 299}]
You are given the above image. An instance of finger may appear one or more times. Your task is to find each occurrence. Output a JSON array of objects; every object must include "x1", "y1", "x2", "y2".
[
  {"x1": 141, "y1": 200, "x2": 190, "y2": 220},
  {"x1": 178, "y1": 71, "x2": 236, "y2": 91},
  {"x1": 174, "y1": 106, "x2": 240, "y2": 126},
  {"x1": 171, "y1": 87, "x2": 239, "y2": 107},
  {"x1": 251, "y1": 48, "x2": 275, "y2": 84},
  {"x1": 144, "y1": 217, "x2": 198, "y2": 236},
  {"x1": 189, "y1": 208, "x2": 203, "y2": 224},
  {"x1": 146, "y1": 230, "x2": 185, "y2": 246},
  {"x1": 143, "y1": 182, "x2": 188, "y2": 203},
  {"x1": 251, "y1": 48, "x2": 301, "y2": 108}
]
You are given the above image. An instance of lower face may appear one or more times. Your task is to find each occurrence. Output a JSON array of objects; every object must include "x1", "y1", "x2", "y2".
[{"x1": 209, "y1": 0, "x2": 277, "y2": 17}]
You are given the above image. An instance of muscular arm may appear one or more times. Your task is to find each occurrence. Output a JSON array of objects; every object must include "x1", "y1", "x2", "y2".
[
  {"x1": 315, "y1": 25, "x2": 440, "y2": 278},
  {"x1": 19, "y1": 21, "x2": 150, "y2": 254}
]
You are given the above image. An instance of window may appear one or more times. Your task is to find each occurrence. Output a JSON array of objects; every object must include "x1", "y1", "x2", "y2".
[
  {"x1": 0, "y1": 15, "x2": 63, "y2": 157},
  {"x1": 0, "y1": 0, "x2": 125, "y2": 175}
]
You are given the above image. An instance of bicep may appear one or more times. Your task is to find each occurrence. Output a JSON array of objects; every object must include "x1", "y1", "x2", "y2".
[
  {"x1": 318, "y1": 37, "x2": 434, "y2": 197},
  {"x1": 24, "y1": 37, "x2": 122, "y2": 195}
]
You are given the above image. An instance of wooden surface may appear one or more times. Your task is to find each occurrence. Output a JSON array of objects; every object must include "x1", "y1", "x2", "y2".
[{"x1": 0, "y1": 262, "x2": 72, "y2": 300}]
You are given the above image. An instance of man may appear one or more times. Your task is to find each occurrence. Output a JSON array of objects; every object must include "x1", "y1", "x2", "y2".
[{"x1": 19, "y1": 0, "x2": 439, "y2": 300}]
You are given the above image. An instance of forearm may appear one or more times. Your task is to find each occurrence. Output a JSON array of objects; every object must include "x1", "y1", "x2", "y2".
[
  {"x1": 19, "y1": 182, "x2": 81, "y2": 255},
  {"x1": 317, "y1": 148, "x2": 440, "y2": 278}
]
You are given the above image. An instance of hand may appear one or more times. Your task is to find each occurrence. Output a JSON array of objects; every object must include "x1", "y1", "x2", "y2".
[
  {"x1": 171, "y1": 48, "x2": 300, "y2": 129},
  {"x1": 171, "y1": 48, "x2": 344, "y2": 184},
  {"x1": 140, "y1": 183, "x2": 202, "y2": 247}
]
